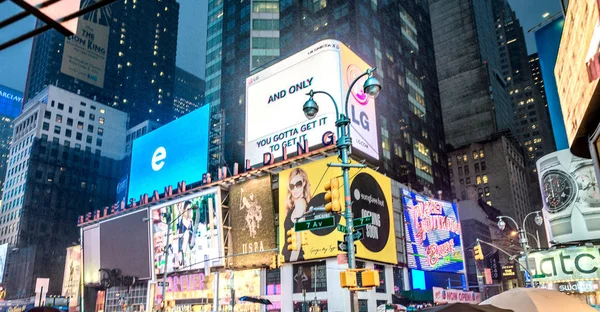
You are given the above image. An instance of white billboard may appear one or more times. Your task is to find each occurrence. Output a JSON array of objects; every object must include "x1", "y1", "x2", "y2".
[
  {"x1": 61, "y1": 17, "x2": 109, "y2": 88},
  {"x1": 245, "y1": 39, "x2": 379, "y2": 166},
  {"x1": 0, "y1": 243, "x2": 7, "y2": 283},
  {"x1": 537, "y1": 149, "x2": 600, "y2": 243},
  {"x1": 61, "y1": 245, "x2": 81, "y2": 306}
]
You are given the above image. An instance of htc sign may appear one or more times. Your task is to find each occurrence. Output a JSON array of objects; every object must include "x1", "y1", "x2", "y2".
[{"x1": 527, "y1": 246, "x2": 600, "y2": 283}]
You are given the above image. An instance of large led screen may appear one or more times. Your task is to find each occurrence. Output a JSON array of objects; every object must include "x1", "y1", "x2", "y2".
[
  {"x1": 151, "y1": 188, "x2": 224, "y2": 275},
  {"x1": 245, "y1": 39, "x2": 379, "y2": 166},
  {"x1": 128, "y1": 105, "x2": 210, "y2": 201},
  {"x1": 402, "y1": 189, "x2": 465, "y2": 273}
]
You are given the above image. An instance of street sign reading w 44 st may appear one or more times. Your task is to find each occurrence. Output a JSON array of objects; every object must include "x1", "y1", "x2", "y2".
[{"x1": 294, "y1": 216, "x2": 335, "y2": 232}]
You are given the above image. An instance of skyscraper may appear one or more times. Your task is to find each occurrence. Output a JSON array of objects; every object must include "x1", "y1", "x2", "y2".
[
  {"x1": 173, "y1": 67, "x2": 205, "y2": 119},
  {"x1": 0, "y1": 85, "x2": 23, "y2": 192},
  {"x1": 206, "y1": 0, "x2": 450, "y2": 195},
  {"x1": 492, "y1": 0, "x2": 556, "y2": 183},
  {"x1": 430, "y1": 0, "x2": 515, "y2": 148},
  {"x1": 529, "y1": 53, "x2": 546, "y2": 100},
  {"x1": 24, "y1": 0, "x2": 180, "y2": 126},
  {"x1": 1, "y1": 86, "x2": 128, "y2": 298}
]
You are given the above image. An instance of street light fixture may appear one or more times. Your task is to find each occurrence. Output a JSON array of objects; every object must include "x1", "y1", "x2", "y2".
[
  {"x1": 303, "y1": 67, "x2": 380, "y2": 312},
  {"x1": 496, "y1": 211, "x2": 543, "y2": 286}
]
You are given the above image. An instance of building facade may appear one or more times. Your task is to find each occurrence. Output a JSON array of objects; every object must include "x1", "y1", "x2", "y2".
[
  {"x1": 430, "y1": 0, "x2": 515, "y2": 148},
  {"x1": 529, "y1": 53, "x2": 546, "y2": 101},
  {"x1": 24, "y1": 0, "x2": 180, "y2": 125},
  {"x1": 0, "y1": 85, "x2": 23, "y2": 193},
  {"x1": 206, "y1": 0, "x2": 450, "y2": 196},
  {"x1": 173, "y1": 67, "x2": 205, "y2": 119},
  {"x1": 1, "y1": 86, "x2": 127, "y2": 298}
]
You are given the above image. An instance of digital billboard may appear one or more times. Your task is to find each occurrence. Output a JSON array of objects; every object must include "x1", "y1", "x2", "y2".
[
  {"x1": 402, "y1": 189, "x2": 465, "y2": 273},
  {"x1": 128, "y1": 105, "x2": 210, "y2": 201},
  {"x1": 525, "y1": 246, "x2": 600, "y2": 283},
  {"x1": 229, "y1": 176, "x2": 277, "y2": 268},
  {"x1": 151, "y1": 188, "x2": 224, "y2": 275},
  {"x1": 537, "y1": 149, "x2": 600, "y2": 243},
  {"x1": 0, "y1": 243, "x2": 7, "y2": 283},
  {"x1": 245, "y1": 39, "x2": 379, "y2": 166},
  {"x1": 61, "y1": 245, "x2": 81, "y2": 307},
  {"x1": 0, "y1": 84, "x2": 23, "y2": 118},
  {"x1": 278, "y1": 156, "x2": 396, "y2": 263}
]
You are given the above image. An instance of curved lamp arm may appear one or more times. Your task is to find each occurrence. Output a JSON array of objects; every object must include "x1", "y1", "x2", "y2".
[
  {"x1": 522, "y1": 211, "x2": 542, "y2": 231},
  {"x1": 309, "y1": 90, "x2": 340, "y2": 120},
  {"x1": 343, "y1": 69, "x2": 372, "y2": 116},
  {"x1": 498, "y1": 215, "x2": 520, "y2": 231}
]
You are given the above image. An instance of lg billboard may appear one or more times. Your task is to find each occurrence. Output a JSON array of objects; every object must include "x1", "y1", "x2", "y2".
[
  {"x1": 245, "y1": 40, "x2": 380, "y2": 166},
  {"x1": 128, "y1": 105, "x2": 210, "y2": 201}
]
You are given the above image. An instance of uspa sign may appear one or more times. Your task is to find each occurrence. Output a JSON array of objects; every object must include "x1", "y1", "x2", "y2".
[
  {"x1": 402, "y1": 189, "x2": 465, "y2": 273},
  {"x1": 245, "y1": 39, "x2": 379, "y2": 166}
]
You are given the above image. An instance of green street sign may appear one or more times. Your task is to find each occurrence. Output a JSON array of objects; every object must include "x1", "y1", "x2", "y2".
[
  {"x1": 344, "y1": 228, "x2": 365, "y2": 242},
  {"x1": 337, "y1": 224, "x2": 348, "y2": 233},
  {"x1": 353, "y1": 216, "x2": 373, "y2": 228},
  {"x1": 533, "y1": 274, "x2": 546, "y2": 279},
  {"x1": 294, "y1": 216, "x2": 335, "y2": 232}
]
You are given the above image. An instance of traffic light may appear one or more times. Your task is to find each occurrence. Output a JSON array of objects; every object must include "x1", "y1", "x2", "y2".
[
  {"x1": 269, "y1": 255, "x2": 277, "y2": 269},
  {"x1": 473, "y1": 243, "x2": 484, "y2": 260},
  {"x1": 287, "y1": 229, "x2": 298, "y2": 251},
  {"x1": 340, "y1": 271, "x2": 357, "y2": 288},
  {"x1": 324, "y1": 177, "x2": 343, "y2": 212},
  {"x1": 277, "y1": 254, "x2": 285, "y2": 267},
  {"x1": 301, "y1": 231, "x2": 309, "y2": 246},
  {"x1": 361, "y1": 270, "x2": 380, "y2": 288}
]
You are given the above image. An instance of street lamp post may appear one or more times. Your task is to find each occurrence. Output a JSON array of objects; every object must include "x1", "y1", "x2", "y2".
[
  {"x1": 303, "y1": 67, "x2": 381, "y2": 312},
  {"x1": 497, "y1": 211, "x2": 543, "y2": 286}
]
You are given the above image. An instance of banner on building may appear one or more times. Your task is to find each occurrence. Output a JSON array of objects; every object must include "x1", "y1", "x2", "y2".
[
  {"x1": 278, "y1": 156, "x2": 396, "y2": 263},
  {"x1": 403, "y1": 189, "x2": 465, "y2": 273},
  {"x1": 229, "y1": 176, "x2": 277, "y2": 268},
  {"x1": 292, "y1": 262, "x2": 327, "y2": 293},
  {"x1": 61, "y1": 245, "x2": 81, "y2": 307},
  {"x1": 0, "y1": 244, "x2": 6, "y2": 283},
  {"x1": 432, "y1": 287, "x2": 482, "y2": 305},
  {"x1": 61, "y1": 17, "x2": 109, "y2": 88},
  {"x1": 537, "y1": 150, "x2": 600, "y2": 243},
  {"x1": 487, "y1": 252, "x2": 501, "y2": 281}
]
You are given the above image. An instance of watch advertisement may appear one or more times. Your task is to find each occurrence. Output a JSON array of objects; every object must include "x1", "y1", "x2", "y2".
[{"x1": 537, "y1": 150, "x2": 600, "y2": 243}]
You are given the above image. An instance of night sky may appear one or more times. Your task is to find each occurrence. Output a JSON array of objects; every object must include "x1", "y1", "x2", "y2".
[{"x1": 0, "y1": 0, "x2": 561, "y2": 93}]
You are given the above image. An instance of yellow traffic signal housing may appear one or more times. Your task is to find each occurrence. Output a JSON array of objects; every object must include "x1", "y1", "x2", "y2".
[
  {"x1": 287, "y1": 229, "x2": 298, "y2": 251},
  {"x1": 340, "y1": 271, "x2": 357, "y2": 288},
  {"x1": 269, "y1": 255, "x2": 277, "y2": 269},
  {"x1": 361, "y1": 270, "x2": 380, "y2": 288},
  {"x1": 277, "y1": 254, "x2": 285, "y2": 267},
  {"x1": 324, "y1": 177, "x2": 344, "y2": 212},
  {"x1": 473, "y1": 244, "x2": 484, "y2": 260}
]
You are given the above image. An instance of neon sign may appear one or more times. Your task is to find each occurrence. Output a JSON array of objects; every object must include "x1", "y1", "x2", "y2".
[{"x1": 402, "y1": 189, "x2": 465, "y2": 273}]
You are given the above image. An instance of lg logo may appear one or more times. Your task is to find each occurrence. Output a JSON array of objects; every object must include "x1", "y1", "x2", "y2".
[{"x1": 152, "y1": 146, "x2": 166, "y2": 171}]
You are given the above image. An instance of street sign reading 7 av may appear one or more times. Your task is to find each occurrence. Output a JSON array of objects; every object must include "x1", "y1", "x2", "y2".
[{"x1": 294, "y1": 216, "x2": 335, "y2": 232}]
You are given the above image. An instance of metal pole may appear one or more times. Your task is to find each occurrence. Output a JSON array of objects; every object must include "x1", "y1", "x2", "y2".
[
  {"x1": 519, "y1": 229, "x2": 530, "y2": 287},
  {"x1": 161, "y1": 223, "x2": 170, "y2": 311}
]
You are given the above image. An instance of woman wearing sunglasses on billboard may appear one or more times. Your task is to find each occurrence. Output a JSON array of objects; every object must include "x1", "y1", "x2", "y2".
[{"x1": 282, "y1": 168, "x2": 312, "y2": 262}]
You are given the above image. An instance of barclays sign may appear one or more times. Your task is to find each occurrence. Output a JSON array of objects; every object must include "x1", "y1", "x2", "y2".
[{"x1": 527, "y1": 246, "x2": 600, "y2": 283}]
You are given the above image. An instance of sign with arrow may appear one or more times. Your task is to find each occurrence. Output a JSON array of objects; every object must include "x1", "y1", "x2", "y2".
[
  {"x1": 337, "y1": 240, "x2": 356, "y2": 253},
  {"x1": 344, "y1": 228, "x2": 365, "y2": 242}
]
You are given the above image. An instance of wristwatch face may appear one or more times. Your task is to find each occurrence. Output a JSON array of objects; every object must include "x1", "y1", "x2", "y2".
[
  {"x1": 574, "y1": 166, "x2": 600, "y2": 206},
  {"x1": 542, "y1": 170, "x2": 577, "y2": 213}
]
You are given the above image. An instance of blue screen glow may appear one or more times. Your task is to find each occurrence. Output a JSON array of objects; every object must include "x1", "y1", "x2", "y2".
[
  {"x1": 412, "y1": 269, "x2": 426, "y2": 290},
  {"x1": 0, "y1": 84, "x2": 23, "y2": 118},
  {"x1": 128, "y1": 106, "x2": 210, "y2": 201}
]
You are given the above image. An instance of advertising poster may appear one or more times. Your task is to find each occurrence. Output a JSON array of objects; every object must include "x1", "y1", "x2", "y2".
[
  {"x1": 402, "y1": 189, "x2": 465, "y2": 273},
  {"x1": 229, "y1": 176, "x2": 276, "y2": 268},
  {"x1": 501, "y1": 264, "x2": 517, "y2": 280},
  {"x1": 432, "y1": 287, "x2": 481, "y2": 304},
  {"x1": 245, "y1": 39, "x2": 379, "y2": 167},
  {"x1": 537, "y1": 150, "x2": 600, "y2": 243},
  {"x1": 61, "y1": 246, "x2": 81, "y2": 307},
  {"x1": 151, "y1": 188, "x2": 223, "y2": 275},
  {"x1": 128, "y1": 105, "x2": 210, "y2": 201},
  {"x1": 0, "y1": 244, "x2": 6, "y2": 283},
  {"x1": 278, "y1": 156, "x2": 396, "y2": 263},
  {"x1": 218, "y1": 270, "x2": 260, "y2": 309},
  {"x1": 61, "y1": 17, "x2": 108, "y2": 88},
  {"x1": 526, "y1": 246, "x2": 600, "y2": 283},
  {"x1": 292, "y1": 262, "x2": 327, "y2": 293}
]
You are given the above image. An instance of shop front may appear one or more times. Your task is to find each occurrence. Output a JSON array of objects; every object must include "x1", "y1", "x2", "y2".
[
  {"x1": 527, "y1": 246, "x2": 600, "y2": 310},
  {"x1": 156, "y1": 272, "x2": 214, "y2": 312}
]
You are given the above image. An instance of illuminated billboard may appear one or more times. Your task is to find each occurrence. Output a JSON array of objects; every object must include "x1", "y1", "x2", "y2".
[
  {"x1": 128, "y1": 105, "x2": 210, "y2": 201},
  {"x1": 0, "y1": 243, "x2": 7, "y2": 283},
  {"x1": 525, "y1": 246, "x2": 600, "y2": 283},
  {"x1": 245, "y1": 39, "x2": 379, "y2": 166},
  {"x1": 151, "y1": 188, "x2": 224, "y2": 275},
  {"x1": 229, "y1": 176, "x2": 277, "y2": 268},
  {"x1": 0, "y1": 84, "x2": 23, "y2": 118},
  {"x1": 537, "y1": 150, "x2": 600, "y2": 243},
  {"x1": 555, "y1": 0, "x2": 600, "y2": 151},
  {"x1": 278, "y1": 156, "x2": 396, "y2": 263},
  {"x1": 61, "y1": 245, "x2": 81, "y2": 307},
  {"x1": 402, "y1": 189, "x2": 465, "y2": 273}
]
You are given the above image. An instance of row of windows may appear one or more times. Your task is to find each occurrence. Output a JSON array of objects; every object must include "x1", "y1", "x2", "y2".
[
  {"x1": 45, "y1": 110, "x2": 105, "y2": 125},
  {"x1": 458, "y1": 175, "x2": 488, "y2": 186},
  {"x1": 449, "y1": 150, "x2": 485, "y2": 166},
  {"x1": 42, "y1": 122, "x2": 104, "y2": 137}
]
